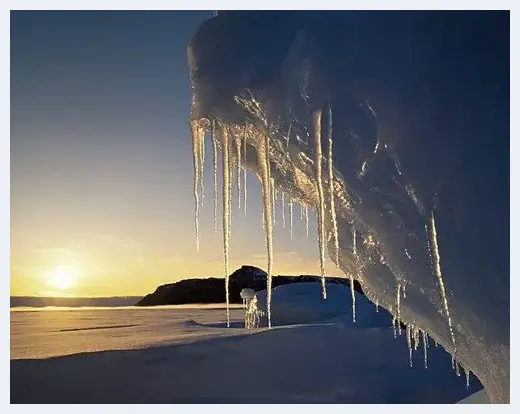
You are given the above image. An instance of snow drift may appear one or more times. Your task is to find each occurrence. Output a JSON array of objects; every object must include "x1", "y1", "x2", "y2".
[{"x1": 253, "y1": 282, "x2": 392, "y2": 328}]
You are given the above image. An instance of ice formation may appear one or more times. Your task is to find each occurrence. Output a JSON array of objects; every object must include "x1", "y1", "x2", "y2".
[
  {"x1": 243, "y1": 124, "x2": 248, "y2": 217},
  {"x1": 210, "y1": 121, "x2": 218, "y2": 232},
  {"x1": 221, "y1": 125, "x2": 231, "y2": 327},
  {"x1": 289, "y1": 198, "x2": 293, "y2": 238},
  {"x1": 187, "y1": 11, "x2": 509, "y2": 403}
]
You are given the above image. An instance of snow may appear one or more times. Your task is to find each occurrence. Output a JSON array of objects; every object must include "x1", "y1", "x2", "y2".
[
  {"x1": 253, "y1": 282, "x2": 392, "y2": 329},
  {"x1": 11, "y1": 306, "x2": 480, "y2": 403}
]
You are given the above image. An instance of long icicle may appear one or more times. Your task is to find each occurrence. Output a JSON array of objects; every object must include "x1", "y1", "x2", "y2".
[
  {"x1": 305, "y1": 205, "x2": 309, "y2": 236},
  {"x1": 236, "y1": 136, "x2": 242, "y2": 210},
  {"x1": 257, "y1": 132, "x2": 274, "y2": 329},
  {"x1": 396, "y1": 283, "x2": 402, "y2": 336},
  {"x1": 312, "y1": 110, "x2": 327, "y2": 299},
  {"x1": 289, "y1": 198, "x2": 294, "y2": 240},
  {"x1": 350, "y1": 272, "x2": 356, "y2": 323},
  {"x1": 429, "y1": 212, "x2": 457, "y2": 355},
  {"x1": 199, "y1": 126, "x2": 205, "y2": 207},
  {"x1": 271, "y1": 178, "x2": 276, "y2": 225},
  {"x1": 190, "y1": 120, "x2": 201, "y2": 252},
  {"x1": 327, "y1": 104, "x2": 339, "y2": 265},
  {"x1": 211, "y1": 121, "x2": 218, "y2": 232},
  {"x1": 281, "y1": 192, "x2": 286, "y2": 227},
  {"x1": 406, "y1": 324, "x2": 413, "y2": 367},
  {"x1": 221, "y1": 124, "x2": 231, "y2": 327},
  {"x1": 353, "y1": 227, "x2": 357, "y2": 256},
  {"x1": 422, "y1": 329, "x2": 428, "y2": 369},
  {"x1": 243, "y1": 124, "x2": 248, "y2": 217}
]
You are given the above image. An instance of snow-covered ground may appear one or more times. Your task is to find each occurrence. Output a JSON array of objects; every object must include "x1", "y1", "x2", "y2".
[{"x1": 10, "y1": 303, "x2": 482, "y2": 403}]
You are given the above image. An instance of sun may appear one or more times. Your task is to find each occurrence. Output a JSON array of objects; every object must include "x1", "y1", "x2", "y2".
[{"x1": 46, "y1": 266, "x2": 76, "y2": 290}]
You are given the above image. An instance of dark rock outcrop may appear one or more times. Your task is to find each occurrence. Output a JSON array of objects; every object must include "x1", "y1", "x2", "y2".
[{"x1": 135, "y1": 265, "x2": 364, "y2": 306}]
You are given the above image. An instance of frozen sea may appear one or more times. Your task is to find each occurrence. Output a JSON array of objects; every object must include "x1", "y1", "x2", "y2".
[{"x1": 11, "y1": 304, "x2": 483, "y2": 403}]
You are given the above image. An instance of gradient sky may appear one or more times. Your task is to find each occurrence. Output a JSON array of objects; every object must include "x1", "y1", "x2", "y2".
[{"x1": 11, "y1": 11, "x2": 339, "y2": 297}]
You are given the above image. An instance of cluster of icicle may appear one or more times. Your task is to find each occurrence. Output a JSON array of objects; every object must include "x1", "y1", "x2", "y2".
[
  {"x1": 189, "y1": 108, "x2": 339, "y2": 329},
  {"x1": 189, "y1": 107, "x2": 470, "y2": 385}
]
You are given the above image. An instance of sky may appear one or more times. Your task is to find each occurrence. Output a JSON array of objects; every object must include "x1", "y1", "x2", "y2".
[{"x1": 10, "y1": 11, "x2": 339, "y2": 297}]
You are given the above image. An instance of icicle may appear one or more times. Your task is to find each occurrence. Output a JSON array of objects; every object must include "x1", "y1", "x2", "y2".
[
  {"x1": 455, "y1": 360, "x2": 461, "y2": 377},
  {"x1": 257, "y1": 132, "x2": 274, "y2": 329},
  {"x1": 402, "y1": 284, "x2": 407, "y2": 298},
  {"x1": 422, "y1": 330, "x2": 428, "y2": 369},
  {"x1": 353, "y1": 227, "x2": 357, "y2": 256},
  {"x1": 221, "y1": 125, "x2": 231, "y2": 327},
  {"x1": 201, "y1": 127, "x2": 206, "y2": 208},
  {"x1": 392, "y1": 315, "x2": 397, "y2": 338},
  {"x1": 413, "y1": 327, "x2": 419, "y2": 351},
  {"x1": 350, "y1": 273, "x2": 356, "y2": 323},
  {"x1": 451, "y1": 355, "x2": 455, "y2": 370},
  {"x1": 312, "y1": 110, "x2": 327, "y2": 299},
  {"x1": 406, "y1": 325, "x2": 413, "y2": 367},
  {"x1": 396, "y1": 283, "x2": 402, "y2": 336},
  {"x1": 300, "y1": 204, "x2": 304, "y2": 221},
  {"x1": 289, "y1": 199, "x2": 294, "y2": 240},
  {"x1": 429, "y1": 212, "x2": 457, "y2": 354},
  {"x1": 281, "y1": 192, "x2": 286, "y2": 228},
  {"x1": 327, "y1": 104, "x2": 340, "y2": 264},
  {"x1": 190, "y1": 120, "x2": 201, "y2": 252},
  {"x1": 271, "y1": 178, "x2": 276, "y2": 225},
  {"x1": 243, "y1": 124, "x2": 248, "y2": 217},
  {"x1": 464, "y1": 367, "x2": 471, "y2": 389},
  {"x1": 236, "y1": 137, "x2": 242, "y2": 210},
  {"x1": 305, "y1": 205, "x2": 309, "y2": 236},
  {"x1": 211, "y1": 121, "x2": 218, "y2": 233},
  {"x1": 375, "y1": 299, "x2": 379, "y2": 312}
]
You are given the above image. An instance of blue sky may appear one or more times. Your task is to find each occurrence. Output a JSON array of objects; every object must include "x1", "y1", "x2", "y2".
[{"x1": 10, "y1": 11, "x2": 337, "y2": 296}]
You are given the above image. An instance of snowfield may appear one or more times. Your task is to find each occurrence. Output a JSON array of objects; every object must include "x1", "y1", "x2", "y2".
[{"x1": 11, "y1": 303, "x2": 482, "y2": 404}]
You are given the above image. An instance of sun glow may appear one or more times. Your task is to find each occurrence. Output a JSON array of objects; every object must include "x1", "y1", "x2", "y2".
[{"x1": 45, "y1": 266, "x2": 76, "y2": 290}]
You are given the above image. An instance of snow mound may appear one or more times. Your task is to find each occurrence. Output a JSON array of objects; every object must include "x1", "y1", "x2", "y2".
[{"x1": 253, "y1": 282, "x2": 392, "y2": 328}]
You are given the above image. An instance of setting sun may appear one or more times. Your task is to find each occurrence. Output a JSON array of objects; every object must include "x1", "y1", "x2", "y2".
[{"x1": 46, "y1": 266, "x2": 76, "y2": 290}]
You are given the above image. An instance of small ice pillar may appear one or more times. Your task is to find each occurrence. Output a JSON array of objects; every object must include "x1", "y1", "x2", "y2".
[
  {"x1": 244, "y1": 294, "x2": 261, "y2": 330},
  {"x1": 240, "y1": 288, "x2": 256, "y2": 328}
]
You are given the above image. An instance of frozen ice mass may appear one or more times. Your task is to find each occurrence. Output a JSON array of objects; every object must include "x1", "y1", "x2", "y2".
[{"x1": 187, "y1": 11, "x2": 509, "y2": 403}]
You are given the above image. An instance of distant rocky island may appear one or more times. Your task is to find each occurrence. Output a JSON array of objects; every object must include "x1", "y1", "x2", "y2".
[{"x1": 136, "y1": 265, "x2": 365, "y2": 306}]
